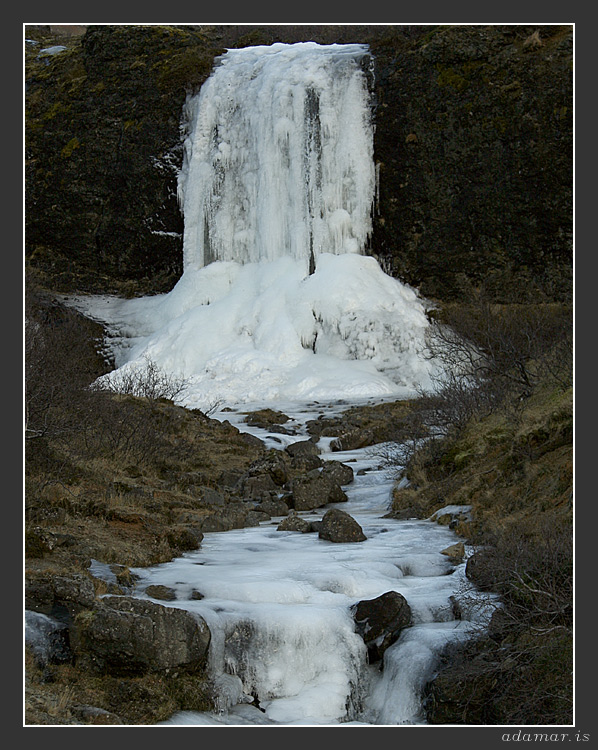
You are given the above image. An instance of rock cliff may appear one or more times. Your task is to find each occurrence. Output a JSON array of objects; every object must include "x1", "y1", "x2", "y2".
[{"x1": 25, "y1": 24, "x2": 572, "y2": 302}]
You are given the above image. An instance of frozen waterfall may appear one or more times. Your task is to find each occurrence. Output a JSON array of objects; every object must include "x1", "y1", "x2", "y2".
[
  {"x1": 177, "y1": 42, "x2": 375, "y2": 272},
  {"x1": 65, "y1": 43, "x2": 493, "y2": 726},
  {"x1": 71, "y1": 42, "x2": 441, "y2": 413}
]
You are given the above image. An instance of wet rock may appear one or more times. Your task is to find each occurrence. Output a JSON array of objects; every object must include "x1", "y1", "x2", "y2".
[
  {"x1": 318, "y1": 508, "x2": 366, "y2": 543},
  {"x1": 351, "y1": 590, "x2": 412, "y2": 662}
]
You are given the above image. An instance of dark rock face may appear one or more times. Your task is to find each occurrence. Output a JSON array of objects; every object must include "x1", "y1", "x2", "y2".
[
  {"x1": 351, "y1": 590, "x2": 412, "y2": 662},
  {"x1": 318, "y1": 508, "x2": 366, "y2": 543},
  {"x1": 25, "y1": 24, "x2": 572, "y2": 304},
  {"x1": 369, "y1": 25, "x2": 573, "y2": 302},
  {"x1": 72, "y1": 595, "x2": 211, "y2": 675}
]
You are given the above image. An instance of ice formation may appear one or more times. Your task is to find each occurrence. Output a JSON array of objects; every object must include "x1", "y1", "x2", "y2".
[{"x1": 75, "y1": 42, "x2": 440, "y2": 412}]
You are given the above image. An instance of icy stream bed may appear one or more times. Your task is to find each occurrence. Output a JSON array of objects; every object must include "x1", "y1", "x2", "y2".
[{"x1": 127, "y1": 411, "x2": 492, "y2": 726}]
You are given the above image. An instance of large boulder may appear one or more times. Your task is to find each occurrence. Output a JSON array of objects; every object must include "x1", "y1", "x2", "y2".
[
  {"x1": 318, "y1": 508, "x2": 367, "y2": 543},
  {"x1": 290, "y1": 470, "x2": 348, "y2": 511},
  {"x1": 351, "y1": 590, "x2": 412, "y2": 662},
  {"x1": 72, "y1": 596, "x2": 210, "y2": 676}
]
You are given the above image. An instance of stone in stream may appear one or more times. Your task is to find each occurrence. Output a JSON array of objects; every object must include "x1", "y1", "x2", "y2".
[
  {"x1": 318, "y1": 508, "x2": 366, "y2": 543},
  {"x1": 351, "y1": 590, "x2": 412, "y2": 663}
]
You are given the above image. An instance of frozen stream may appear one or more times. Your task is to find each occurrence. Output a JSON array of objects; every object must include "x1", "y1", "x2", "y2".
[
  {"x1": 64, "y1": 43, "x2": 494, "y2": 725},
  {"x1": 128, "y1": 407, "x2": 492, "y2": 726}
]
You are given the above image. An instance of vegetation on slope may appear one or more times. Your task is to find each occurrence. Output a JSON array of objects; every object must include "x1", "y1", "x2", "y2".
[{"x1": 387, "y1": 292, "x2": 573, "y2": 725}]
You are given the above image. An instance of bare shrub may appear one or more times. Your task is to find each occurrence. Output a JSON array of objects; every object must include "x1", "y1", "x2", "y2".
[
  {"x1": 468, "y1": 514, "x2": 573, "y2": 634},
  {"x1": 426, "y1": 297, "x2": 573, "y2": 401},
  {"x1": 95, "y1": 355, "x2": 189, "y2": 403}
]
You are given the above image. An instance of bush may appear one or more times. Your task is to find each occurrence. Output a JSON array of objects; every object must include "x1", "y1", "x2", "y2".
[
  {"x1": 95, "y1": 355, "x2": 188, "y2": 403},
  {"x1": 426, "y1": 513, "x2": 573, "y2": 725},
  {"x1": 426, "y1": 296, "x2": 573, "y2": 403}
]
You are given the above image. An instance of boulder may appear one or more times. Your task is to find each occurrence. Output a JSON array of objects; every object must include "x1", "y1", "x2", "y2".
[
  {"x1": 259, "y1": 497, "x2": 290, "y2": 517},
  {"x1": 240, "y1": 474, "x2": 279, "y2": 498},
  {"x1": 277, "y1": 513, "x2": 313, "y2": 533},
  {"x1": 321, "y1": 460, "x2": 355, "y2": 486},
  {"x1": 72, "y1": 596, "x2": 210, "y2": 676},
  {"x1": 244, "y1": 408, "x2": 289, "y2": 427},
  {"x1": 290, "y1": 470, "x2": 348, "y2": 511},
  {"x1": 330, "y1": 427, "x2": 376, "y2": 451},
  {"x1": 145, "y1": 584, "x2": 177, "y2": 601},
  {"x1": 351, "y1": 591, "x2": 412, "y2": 662},
  {"x1": 441, "y1": 542, "x2": 465, "y2": 562},
  {"x1": 289, "y1": 453, "x2": 323, "y2": 472},
  {"x1": 244, "y1": 451, "x2": 291, "y2": 487},
  {"x1": 318, "y1": 508, "x2": 366, "y2": 543},
  {"x1": 285, "y1": 439, "x2": 320, "y2": 458}
]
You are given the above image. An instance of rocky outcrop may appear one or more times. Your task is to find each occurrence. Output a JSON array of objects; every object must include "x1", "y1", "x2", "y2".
[
  {"x1": 72, "y1": 595, "x2": 211, "y2": 675},
  {"x1": 318, "y1": 508, "x2": 367, "y2": 543},
  {"x1": 25, "y1": 573, "x2": 97, "y2": 624},
  {"x1": 351, "y1": 591, "x2": 412, "y2": 662}
]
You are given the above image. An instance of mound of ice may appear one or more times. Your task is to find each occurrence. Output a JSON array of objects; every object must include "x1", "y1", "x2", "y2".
[{"x1": 86, "y1": 253, "x2": 439, "y2": 412}]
